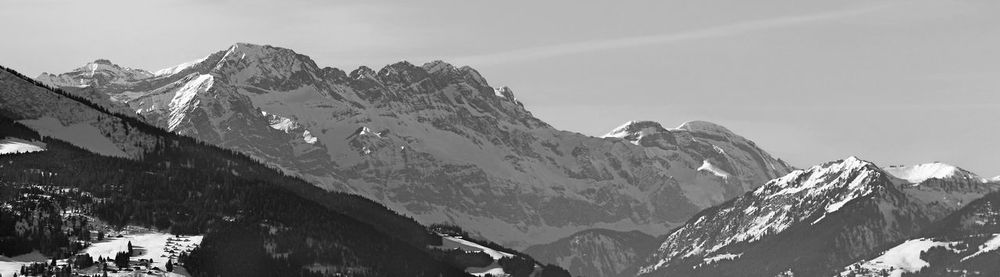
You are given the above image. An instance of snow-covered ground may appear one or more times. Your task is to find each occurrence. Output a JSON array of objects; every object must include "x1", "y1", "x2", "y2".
[
  {"x1": 0, "y1": 251, "x2": 48, "y2": 277},
  {"x1": 0, "y1": 260, "x2": 31, "y2": 277},
  {"x1": 434, "y1": 235, "x2": 514, "y2": 276},
  {"x1": 0, "y1": 230, "x2": 203, "y2": 277},
  {"x1": 471, "y1": 267, "x2": 506, "y2": 277},
  {"x1": 85, "y1": 232, "x2": 202, "y2": 267},
  {"x1": 439, "y1": 236, "x2": 514, "y2": 260},
  {"x1": 0, "y1": 138, "x2": 45, "y2": 154},
  {"x1": 841, "y1": 238, "x2": 956, "y2": 277}
]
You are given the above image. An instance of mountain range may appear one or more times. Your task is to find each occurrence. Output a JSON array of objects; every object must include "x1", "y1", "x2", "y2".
[
  {"x1": 5, "y1": 42, "x2": 999, "y2": 277},
  {"x1": 34, "y1": 42, "x2": 791, "y2": 249}
]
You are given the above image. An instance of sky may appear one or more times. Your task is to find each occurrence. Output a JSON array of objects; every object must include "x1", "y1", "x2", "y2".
[{"x1": 1, "y1": 0, "x2": 999, "y2": 176}]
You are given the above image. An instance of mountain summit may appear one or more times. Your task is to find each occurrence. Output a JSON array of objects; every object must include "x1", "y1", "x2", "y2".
[
  {"x1": 35, "y1": 42, "x2": 792, "y2": 248},
  {"x1": 36, "y1": 59, "x2": 153, "y2": 87}
]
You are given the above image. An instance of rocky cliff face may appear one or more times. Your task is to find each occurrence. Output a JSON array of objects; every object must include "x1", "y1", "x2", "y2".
[{"x1": 34, "y1": 43, "x2": 792, "y2": 247}]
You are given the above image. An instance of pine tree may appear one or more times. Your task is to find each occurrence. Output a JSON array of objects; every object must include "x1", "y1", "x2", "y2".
[
  {"x1": 165, "y1": 259, "x2": 174, "y2": 272},
  {"x1": 127, "y1": 241, "x2": 133, "y2": 256}
]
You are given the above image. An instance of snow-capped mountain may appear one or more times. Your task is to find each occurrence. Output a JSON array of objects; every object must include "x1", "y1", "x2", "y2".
[
  {"x1": 524, "y1": 229, "x2": 658, "y2": 277},
  {"x1": 34, "y1": 42, "x2": 792, "y2": 248},
  {"x1": 638, "y1": 157, "x2": 998, "y2": 277},
  {"x1": 36, "y1": 59, "x2": 153, "y2": 88}
]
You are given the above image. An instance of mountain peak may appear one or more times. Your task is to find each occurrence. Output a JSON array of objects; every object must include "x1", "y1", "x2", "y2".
[
  {"x1": 602, "y1": 120, "x2": 667, "y2": 139},
  {"x1": 788, "y1": 156, "x2": 879, "y2": 182},
  {"x1": 839, "y1": 155, "x2": 869, "y2": 167},
  {"x1": 377, "y1": 61, "x2": 430, "y2": 84},
  {"x1": 766, "y1": 156, "x2": 879, "y2": 192},
  {"x1": 350, "y1": 66, "x2": 377, "y2": 79},
  {"x1": 92, "y1": 59, "x2": 115, "y2": 65},
  {"x1": 675, "y1": 120, "x2": 736, "y2": 137},
  {"x1": 457, "y1": 66, "x2": 489, "y2": 87},
  {"x1": 222, "y1": 42, "x2": 300, "y2": 60},
  {"x1": 229, "y1": 42, "x2": 279, "y2": 53},
  {"x1": 35, "y1": 59, "x2": 152, "y2": 87},
  {"x1": 422, "y1": 60, "x2": 456, "y2": 74},
  {"x1": 210, "y1": 42, "x2": 325, "y2": 90}
]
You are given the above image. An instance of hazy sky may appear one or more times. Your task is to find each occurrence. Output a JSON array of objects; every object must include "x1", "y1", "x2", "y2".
[{"x1": 2, "y1": 0, "x2": 999, "y2": 176}]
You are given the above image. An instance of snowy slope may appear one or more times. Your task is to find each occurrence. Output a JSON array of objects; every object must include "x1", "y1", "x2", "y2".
[
  {"x1": 839, "y1": 238, "x2": 957, "y2": 276},
  {"x1": 0, "y1": 138, "x2": 45, "y2": 154},
  {"x1": 0, "y1": 251, "x2": 47, "y2": 277},
  {"x1": 85, "y1": 232, "x2": 203, "y2": 267},
  {"x1": 33, "y1": 43, "x2": 793, "y2": 248},
  {"x1": 154, "y1": 56, "x2": 209, "y2": 77},
  {"x1": 432, "y1": 234, "x2": 516, "y2": 276},
  {"x1": 641, "y1": 157, "x2": 885, "y2": 274},
  {"x1": 439, "y1": 236, "x2": 514, "y2": 260},
  {"x1": 884, "y1": 162, "x2": 986, "y2": 184}
]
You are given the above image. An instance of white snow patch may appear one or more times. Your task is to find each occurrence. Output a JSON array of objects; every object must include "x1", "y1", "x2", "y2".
[
  {"x1": 267, "y1": 116, "x2": 296, "y2": 132},
  {"x1": 472, "y1": 267, "x2": 507, "y2": 277},
  {"x1": 302, "y1": 130, "x2": 318, "y2": 144},
  {"x1": 884, "y1": 163, "x2": 973, "y2": 184},
  {"x1": 19, "y1": 117, "x2": 127, "y2": 157},
  {"x1": 0, "y1": 138, "x2": 46, "y2": 154},
  {"x1": 697, "y1": 160, "x2": 731, "y2": 179},
  {"x1": 703, "y1": 253, "x2": 742, "y2": 264},
  {"x1": 357, "y1": 126, "x2": 380, "y2": 137}
]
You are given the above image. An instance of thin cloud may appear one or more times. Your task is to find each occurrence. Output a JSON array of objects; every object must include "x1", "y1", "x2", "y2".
[{"x1": 452, "y1": 4, "x2": 893, "y2": 66}]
